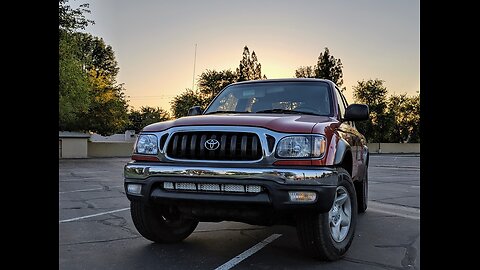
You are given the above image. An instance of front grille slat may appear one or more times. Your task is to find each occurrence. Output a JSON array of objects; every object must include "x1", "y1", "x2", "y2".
[
  {"x1": 199, "y1": 135, "x2": 207, "y2": 158},
  {"x1": 241, "y1": 135, "x2": 247, "y2": 158},
  {"x1": 167, "y1": 131, "x2": 262, "y2": 161},
  {"x1": 251, "y1": 136, "x2": 258, "y2": 157},
  {"x1": 230, "y1": 135, "x2": 237, "y2": 157},
  {"x1": 220, "y1": 135, "x2": 227, "y2": 158},
  {"x1": 190, "y1": 134, "x2": 197, "y2": 157},
  {"x1": 181, "y1": 135, "x2": 188, "y2": 155},
  {"x1": 171, "y1": 135, "x2": 179, "y2": 155}
]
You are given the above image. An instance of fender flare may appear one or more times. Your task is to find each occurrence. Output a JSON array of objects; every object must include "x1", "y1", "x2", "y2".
[
  {"x1": 333, "y1": 138, "x2": 352, "y2": 166},
  {"x1": 363, "y1": 145, "x2": 369, "y2": 167}
]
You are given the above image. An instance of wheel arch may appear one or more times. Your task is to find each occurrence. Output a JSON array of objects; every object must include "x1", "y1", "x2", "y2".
[{"x1": 333, "y1": 138, "x2": 353, "y2": 177}]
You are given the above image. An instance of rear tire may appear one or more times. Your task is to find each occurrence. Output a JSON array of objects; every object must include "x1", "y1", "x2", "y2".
[
  {"x1": 296, "y1": 168, "x2": 358, "y2": 261},
  {"x1": 131, "y1": 201, "x2": 198, "y2": 243}
]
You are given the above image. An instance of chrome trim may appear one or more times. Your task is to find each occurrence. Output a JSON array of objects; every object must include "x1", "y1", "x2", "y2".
[
  {"x1": 124, "y1": 162, "x2": 337, "y2": 185},
  {"x1": 141, "y1": 125, "x2": 326, "y2": 165}
]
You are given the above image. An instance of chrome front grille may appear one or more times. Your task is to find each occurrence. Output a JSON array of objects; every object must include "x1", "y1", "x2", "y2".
[{"x1": 166, "y1": 131, "x2": 262, "y2": 161}]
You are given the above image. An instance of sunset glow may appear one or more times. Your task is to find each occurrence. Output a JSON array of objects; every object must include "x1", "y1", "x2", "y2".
[{"x1": 84, "y1": 0, "x2": 419, "y2": 112}]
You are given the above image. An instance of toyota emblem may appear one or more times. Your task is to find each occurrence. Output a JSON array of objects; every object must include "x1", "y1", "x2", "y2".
[{"x1": 205, "y1": 139, "x2": 220, "y2": 151}]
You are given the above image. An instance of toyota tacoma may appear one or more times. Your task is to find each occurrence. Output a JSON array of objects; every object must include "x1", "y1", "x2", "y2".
[{"x1": 124, "y1": 78, "x2": 369, "y2": 261}]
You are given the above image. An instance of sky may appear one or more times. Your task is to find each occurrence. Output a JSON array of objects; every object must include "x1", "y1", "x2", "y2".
[{"x1": 82, "y1": 0, "x2": 419, "y2": 112}]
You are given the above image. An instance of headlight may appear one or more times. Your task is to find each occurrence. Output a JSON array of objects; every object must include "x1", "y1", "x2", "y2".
[
  {"x1": 135, "y1": 134, "x2": 158, "y2": 155},
  {"x1": 276, "y1": 135, "x2": 326, "y2": 158}
]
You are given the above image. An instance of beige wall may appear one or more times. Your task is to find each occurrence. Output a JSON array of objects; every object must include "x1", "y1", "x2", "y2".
[
  {"x1": 367, "y1": 143, "x2": 380, "y2": 153},
  {"x1": 88, "y1": 141, "x2": 134, "y2": 157},
  {"x1": 367, "y1": 143, "x2": 420, "y2": 154},
  {"x1": 60, "y1": 138, "x2": 88, "y2": 158}
]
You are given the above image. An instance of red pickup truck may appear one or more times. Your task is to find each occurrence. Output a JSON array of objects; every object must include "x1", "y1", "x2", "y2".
[{"x1": 124, "y1": 78, "x2": 369, "y2": 261}]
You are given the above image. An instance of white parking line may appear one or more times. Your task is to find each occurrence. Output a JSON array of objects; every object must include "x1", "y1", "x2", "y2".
[
  {"x1": 371, "y1": 166, "x2": 420, "y2": 171},
  {"x1": 59, "y1": 185, "x2": 123, "y2": 194},
  {"x1": 59, "y1": 207, "x2": 130, "y2": 223},
  {"x1": 368, "y1": 201, "x2": 420, "y2": 220},
  {"x1": 214, "y1": 234, "x2": 282, "y2": 270},
  {"x1": 59, "y1": 170, "x2": 111, "y2": 175}
]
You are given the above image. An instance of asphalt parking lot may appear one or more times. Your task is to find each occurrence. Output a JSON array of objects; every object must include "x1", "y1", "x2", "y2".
[{"x1": 59, "y1": 154, "x2": 420, "y2": 270}]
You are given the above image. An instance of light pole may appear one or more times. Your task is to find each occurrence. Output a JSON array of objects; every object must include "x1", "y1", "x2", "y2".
[{"x1": 192, "y1": 43, "x2": 197, "y2": 91}]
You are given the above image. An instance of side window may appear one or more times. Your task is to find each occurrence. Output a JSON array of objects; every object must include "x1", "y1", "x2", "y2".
[
  {"x1": 338, "y1": 88, "x2": 357, "y2": 127},
  {"x1": 340, "y1": 90, "x2": 349, "y2": 107},
  {"x1": 334, "y1": 87, "x2": 346, "y2": 119}
]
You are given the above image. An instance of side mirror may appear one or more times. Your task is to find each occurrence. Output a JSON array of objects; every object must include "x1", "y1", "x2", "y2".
[
  {"x1": 344, "y1": 104, "x2": 369, "y2": 121},
  {"x1": 188, "y1": 106, "x2": 203, "y2": 116}
]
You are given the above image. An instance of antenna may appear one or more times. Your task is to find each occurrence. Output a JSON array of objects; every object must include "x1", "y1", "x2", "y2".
[{"x1": 192, "y1": 43, "x2": 197, "y2": 91}]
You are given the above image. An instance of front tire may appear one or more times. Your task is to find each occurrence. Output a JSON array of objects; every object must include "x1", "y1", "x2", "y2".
[
  {"x1": 296, "y1": 168, "x2": 358, "y2": 261},
  {"x1": 131, "y1": 201, "x2": 198, "y2": 243}
]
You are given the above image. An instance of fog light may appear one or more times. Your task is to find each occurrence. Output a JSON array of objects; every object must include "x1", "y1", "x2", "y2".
[
  {"x1": 163, "y1": 182, "x2": 174, "y2": 190},
  {"x1": 288, "y1": 191, "x2": 317, "y2": 202},
  {"x1": 246, "y1": 185, "x2": 262, "y2": 193},
  {"x1": 127, "y1": 184, "x2": 142, "y2": 195},
  {"x1": 222, "y1": 184, "x2": 245, "y2": 192}
]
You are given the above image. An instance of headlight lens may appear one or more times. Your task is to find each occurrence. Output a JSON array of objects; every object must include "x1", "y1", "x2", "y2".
[
  {"x1": 136, "y1": 134, "x2": 158, "y2": 155},
  {"x1": 277, "y1": 136, "x2": 311, "y2": 157},
  {"x1": 276, "y1": 135, "x2": 326, "y2": 158}
]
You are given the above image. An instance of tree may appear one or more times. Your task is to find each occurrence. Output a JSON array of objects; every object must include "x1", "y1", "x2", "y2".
[
  {"x1": 295, "y1": 47, "x2": 345, "y2": 91},
  {"x1": 59, "y1": 0, "x2": 93, "y2": 131},
  {"x1": 74, "y1": 32, "x2": 119, "y2": 80},
  {"x1": 59, "y1": 0, "x2": 94, "y2": 32},
  {"x1": 353, "y1": 79, "x2": 394, "y2": 142},
  {"x1": 127, "y1": 106, "x2": 171, "y2": 132},
  {"x1": 388, "y1": 94, "x2": 420, "y2": 143},
  {"x1": 294, "y1": 66, "x2": 315, "y2": 78},
  {"x1": 353, "y1": 79, "x2": 420, "y2": 143},
  {"x1": 405, "y1": 95, "x2": 420, "y2": 143},
  {"x1": 62, "y1": 34, "x2": 129, "y2": 135},
  {"x1": 236, "y1": 46, "x2": 266, "y2": 82},
  {"x1": 314, "y1": 47, "x2": 344, "y2": 88},
  {"x1": 59, "y1": 33, "x2": 91, "y2": 131},
  {"x1": 170, "y1": 89, "x2": 206, "y2": 119},
  {"x1": 198, "y1": 69, "x2": 237, "y2": 102},
  {"x1": 59, "y1": 0, "x2": 130, "y2": 135},
  {"x1": 353, "y1": 79, "x2": 388, "y2": 113},
  {"x1": 388, "y1": 94, "x2": 409, "y2": 143},
  {"x1": 74, "y1": 70, "x2": 129, "y2": 135}
]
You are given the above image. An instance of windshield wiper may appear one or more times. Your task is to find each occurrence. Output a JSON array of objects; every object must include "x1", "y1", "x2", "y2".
[
  {"x1": 204, "y1": 110, "x2": 250, "y2": 115},
  {"x1": 255, "y1": 109, "x2": 321, "y2": 116}
]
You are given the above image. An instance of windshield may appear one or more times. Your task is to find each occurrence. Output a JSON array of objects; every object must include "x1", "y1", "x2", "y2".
[{"x1": 204, "y1": 81, "x2": 333, "y2": 116}]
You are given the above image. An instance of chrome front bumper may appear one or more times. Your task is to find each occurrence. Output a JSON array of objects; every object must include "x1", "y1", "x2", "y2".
[
  {"x1": 124, "y1": 161, "x2": 338, "y2": 186},
  {"x1": 124, "y1": 161, "x2": 339, "y2": 214}
]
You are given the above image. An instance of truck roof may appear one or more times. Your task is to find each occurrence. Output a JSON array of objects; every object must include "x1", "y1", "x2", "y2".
[{"x1": 230, "y1": 78, "x2": 334, "y2": 86}]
